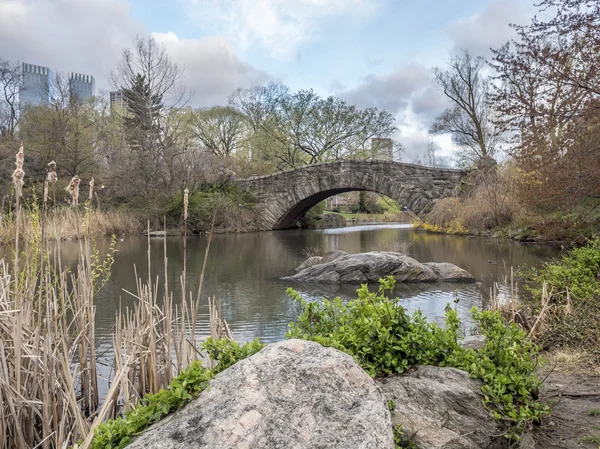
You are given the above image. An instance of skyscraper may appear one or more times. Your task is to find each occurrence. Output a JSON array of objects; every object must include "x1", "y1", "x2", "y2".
[
  {"x1": 109, "y1": 90, "x2": 126, "y2": 111},
  {"x1": 21, "y1": 62, "x2": 53, "y2": 106},
  {"x1": 69, "y1": 72, "x2": 95, "y2": 100}
]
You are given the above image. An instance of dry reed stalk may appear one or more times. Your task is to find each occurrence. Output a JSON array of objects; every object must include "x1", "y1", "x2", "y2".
[
  {"x1": 528, "y1": 283, "x2": 552, "y2": 338},
  {"x1": 89, "y1": 177, "x2": 94, "y2": 202},
  {"x1": 183, "y1": 188, "x2": 189, "y2": 221}
]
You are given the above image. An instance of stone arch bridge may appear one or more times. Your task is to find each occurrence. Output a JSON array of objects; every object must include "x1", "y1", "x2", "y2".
[{"x1": 236, "y1": 160, "x2": 467, "y2": 230}]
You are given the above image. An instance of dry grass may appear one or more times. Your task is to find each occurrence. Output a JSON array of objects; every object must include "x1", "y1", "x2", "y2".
[
  {"x1": 0, "y1": 207, "x2": 141, "y2": 243},
  {"x1": 425, "y1": 164, "x2": 524, "y2": 233},
  {"x1": 542, "y1": 350, "x2": 600, "y2": 376}
]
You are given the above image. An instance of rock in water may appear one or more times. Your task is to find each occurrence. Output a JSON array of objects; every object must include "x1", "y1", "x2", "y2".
[
  {"x1": 127, "y1": 339, "x2": 394, "y2": 449},
  {"x1": 285, "y1": 251, "x2": 475, "y2": 284},
  {"x1": 378, "y1": 366, "x2": 504, "y2": 449}
]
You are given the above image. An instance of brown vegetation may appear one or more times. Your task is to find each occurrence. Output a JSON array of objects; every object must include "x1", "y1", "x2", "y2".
[{"x1": 425, "y1": 164, "x2": 523, "y2": 233}]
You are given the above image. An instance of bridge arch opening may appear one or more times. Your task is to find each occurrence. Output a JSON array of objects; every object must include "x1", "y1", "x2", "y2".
[{"x1": 274, "y1": 189, "x2": 404, "y2": 230}]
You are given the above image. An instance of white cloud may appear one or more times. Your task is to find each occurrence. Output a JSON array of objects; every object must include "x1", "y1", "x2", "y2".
[
  {"x1": 447, "y1": 0, "x2": 533, "y2": 57},
  {"x1": 152, "y1": 32, "x2": 270, "y2": 106},
  {"x1": 0, "y1": 0, "x2": 141, "y2": 90},
  {"x1": 0, "y1": 0, "x2": 270, "y2": 106},
  {"x1": 180, "y1": 0, "x2": 381, "y2": 58}
]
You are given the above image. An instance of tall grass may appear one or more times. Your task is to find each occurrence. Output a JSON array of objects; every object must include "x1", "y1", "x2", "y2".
[
  {"x1": 0, "y1": 145, "x2": 225, "y2": 449},
  {"x1": 0, "y1": 207, "x2": 141, "y2": 243}
]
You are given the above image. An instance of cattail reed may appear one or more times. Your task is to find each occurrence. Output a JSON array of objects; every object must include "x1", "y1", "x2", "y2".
[
  {"x1": 67, "y1": 175, "x2": 81, "y2": 206},
  {"x1": 89, "y1": 177, "x2": 95, "y2": 202},
  {"x1": 43, "y1": 179, "x2": 49, "y2": 203},
  {"x1": 47, "y1": 160, "x2": 57, "y2": 184},
  {"x1": 12, "y1": 142, "x2": 25, "y2": 197},
  {"x1": 183, "y1": 188, "x2": 189, "y2": 221}
]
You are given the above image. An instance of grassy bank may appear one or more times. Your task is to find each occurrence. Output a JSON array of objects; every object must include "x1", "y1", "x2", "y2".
[
  {"x1": 326, "y1": 210, "x2": 413, "y2": 223},
  {"x1": 0, "y1": 206, "x2": 141, "y2": 243}
]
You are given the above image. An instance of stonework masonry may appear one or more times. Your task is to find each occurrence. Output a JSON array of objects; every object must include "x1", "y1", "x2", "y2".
[{"x1": 236, "y1": 160, "x2": 467, "y2": 230}]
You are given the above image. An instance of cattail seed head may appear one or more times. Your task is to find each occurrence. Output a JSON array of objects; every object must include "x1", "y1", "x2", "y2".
[
  {"x1": 12, "y1": 168, "x2": 24, "y2": 197},
  {"x1": 12, "y1": 143, "x2": 25, "y2": 197},
  {"x1": 66, "y1": 176, "x2": 80, "y2": 206},
  {"x1": 89, "y1": 177, "x2": 94, "y2": 201},
  {"x1": 183, "y1": 188, "x2": 189, "y2": 221},
  {"x1": 15, "y1": 142, "x2": 24, "y2": 169},
  {"x1": 47, "y1": 161, "x2": 57, "y2": 184}
]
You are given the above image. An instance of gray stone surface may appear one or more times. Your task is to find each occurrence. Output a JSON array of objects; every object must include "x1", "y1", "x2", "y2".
[
  {"x1": 128, "y1": 339, "x2": 394, "y2": 449},
  {"x1": 236, "y1": 160, "x2": 467, "y2": 230},
  {"x1": 378, "y1": 366, "x2": 504, "y2": 449},
  {"x1": 461, "y1": 335, "x2": 487, "y2": 350},
  {"x1": 284, "y1": 251, "x2": 475, "y2": 284}
]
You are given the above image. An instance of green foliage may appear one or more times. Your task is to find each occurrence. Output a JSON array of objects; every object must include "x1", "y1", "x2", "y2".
[
  {"x1": 166, "y1": 182, "x2": 255, "y2": 231},
  {"x1": 525, "y1": 238, "x2": 600, "y2": 359},
  {"x1": 200, "y1": 337, "x2": 265, "y2": 374},
  {"x1": 387, "y1": 399, "x2": 396, "y2": 411},
  {"x1": 90, "y1": 235, "x2": 118, "y2": 294},
  {"x1": 580, "y1": 432, "x2": 600, "y2": 445},
  {"x1": 393, "y1": 424, "x2": 416, "y2": 448},
  {"x1": 587, "y1": 408, "x2": 600, "y2": 417},
  {"x1": 527, "y1": 238, "x2": 600, "y2": 303},
  {"x1": 90, "y1": 338, "x2": 264, "y2": 449},
  {"x1": 287, "y1": 277, "x2": 548, "y2": 440},
  {"x1": 287, "y1": 278, "x2": 461, "y2": 376},
  {"x1": 446, "y1": 310, "x2": 548, "y2": 438}
]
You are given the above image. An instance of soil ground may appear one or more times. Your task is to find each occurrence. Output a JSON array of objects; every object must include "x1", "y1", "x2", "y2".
[{"x1": 535, "y1": 373, "x2": 600, "y2": 448}]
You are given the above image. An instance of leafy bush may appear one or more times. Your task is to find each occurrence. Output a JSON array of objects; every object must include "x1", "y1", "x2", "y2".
[
  {"x1": 525, "y1": 238, "x2": 600, "y2": 358},
  {"x1": 287, "y1": 277, "x2": 548, "y2": 439},
  {"x1": 90, "y1": 338, "x2": 264, "y2": 449},
  {"x1": 165, "y1": 182, "x2": 255, "y2": 231}
]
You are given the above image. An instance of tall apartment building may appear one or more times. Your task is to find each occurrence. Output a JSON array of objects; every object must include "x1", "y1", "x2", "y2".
[
  {"x1": 109, "y1": 90, "x2": 126, "y2": 111},
  {"x1": 69, "y1": 72, "x2": 95, "y2": 99},
  {"x1": 370, "y1": 137, "x2": 393, "y2": 161},
  {"x1": 21, "y1": 62, "x2": 53, "y2": 106}
]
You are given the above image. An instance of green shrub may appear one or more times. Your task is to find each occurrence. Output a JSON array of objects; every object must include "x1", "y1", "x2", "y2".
[
  {"x1": 525, "y1": 238, "x2": 600, "y2": 358},
  {"x1": 90, "y1": 338, "x2": 264, "y2": 449},
  {"x1": 165, "y1": 182, "x2": 255, "y2": 231},
  {"x1": 287, "y1": 277, "x2": 548, "y2": 440}
]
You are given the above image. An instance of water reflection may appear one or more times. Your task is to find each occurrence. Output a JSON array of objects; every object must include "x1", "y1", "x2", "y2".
[{"x1": 71, "y1": 224, "x2": 558, "y2": 346}]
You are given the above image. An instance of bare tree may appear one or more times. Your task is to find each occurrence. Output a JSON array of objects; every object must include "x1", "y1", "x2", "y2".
[
  {"x1": 0, "y1": 57, "x2": 22, "y2": 138},
  {"x1": 491, "y1": 0, "x2": 600, "y2": 211},
  {"x1": 430, "y1": 50, "x2": 502, "y2": 164},
  {"x1": 230, "y1": 83, "x2": 399, "y2": 170},
  {"x1": 194, "y1": 106, "x2": 245, "y2": 157},
  {"x1": 413, "y1": 140, "x2": 452, "y2": 168},
  {"x1": 19, "y1": 73, "x2": 107, "y2": 177},
  {"x1": 109, "y1": 36, "x2": 191, "y2": 207}
]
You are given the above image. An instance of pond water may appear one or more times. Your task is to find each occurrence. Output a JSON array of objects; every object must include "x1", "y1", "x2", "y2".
[{"x1": 56, "y1": 223, "x2": 559, "y2": 348}]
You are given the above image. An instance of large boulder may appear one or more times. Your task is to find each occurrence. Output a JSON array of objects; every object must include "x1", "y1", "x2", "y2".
[
  {"x1": 285, "y1": 251, "x2": 475, "y2": 284},
  {"x1": 128, "y1": 339, "x2": 394, "y2": 449},
  {"x1": 378, "y1": 365, "x2": 504, "y2": 449}
]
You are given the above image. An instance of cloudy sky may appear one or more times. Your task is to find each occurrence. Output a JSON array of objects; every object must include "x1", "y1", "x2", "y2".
[{"x1": 0, "y1": 0, "x2": 536, "y2": 161}]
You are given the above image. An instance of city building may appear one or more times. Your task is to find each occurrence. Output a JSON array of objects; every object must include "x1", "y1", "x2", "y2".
[
  {"x1": 109, "y1": 90, "x2": 126, "y2": 111},
  {"x1": 69, "y1": 72, "x2": 95, "y2": 99},
  {"x1": 370, "y1": 137, "x2": 393, "y2": 161},
  {"x1": 20, "y1": 62, "x2": 53, "y2": 107}
]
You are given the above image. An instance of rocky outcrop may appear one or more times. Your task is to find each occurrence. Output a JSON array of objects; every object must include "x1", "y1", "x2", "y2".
[
  {"x1": 378, "y1": 366, "x2": 504, "y2": 449},
  {"x1": 127, "y1": 339, "x2": 394, "y2": 449},
  {"x1": 286, "y1": 251, "x2": 475, "y2": 284}
]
